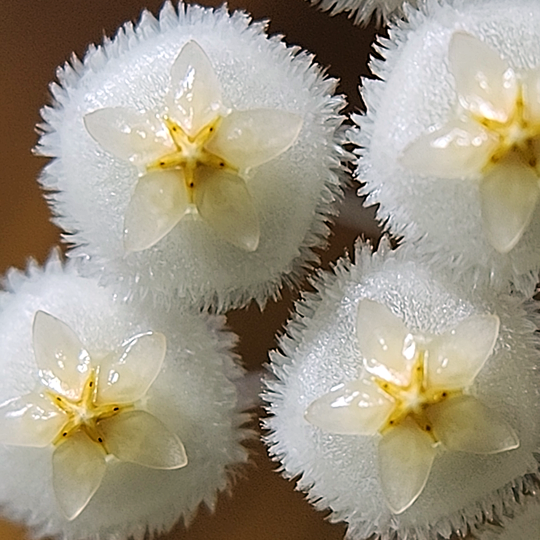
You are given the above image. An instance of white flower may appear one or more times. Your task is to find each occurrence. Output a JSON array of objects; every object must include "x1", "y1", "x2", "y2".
[
  {"x1": 84, "y1": 40, "x2": 302, "y2": 253},
  {"x1": 37, "y1": 2, "x2": 348, "y2": 310},
  {"x1": 305, "y1": 299, "x2": 517, "y2": 514},
  {"x1": 264, "y1": 241, "x2": 540, "y2": 540},
  {"x1": 0, "y1": 252, "x2": 248, "y2": 540}
]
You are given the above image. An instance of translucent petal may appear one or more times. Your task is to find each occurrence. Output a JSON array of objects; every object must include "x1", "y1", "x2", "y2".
[
  {"x1": 0, "y1": 392, "x2": 67, "y2": 447},
  {"x1": 84, "y1": 107, "x2": 174, "y2": 168},
  {"x1": 449, "y1": 32, "x2": 518, "y2": 122},
  {"x1": 356, "y1": 300, "x2": 415, "y2": 385},
  {"x1": 123, "y1": 170, "x2": 189, "y2": 253},
  {"x1": 400, "y1": 117, "x2": 498, "y2": 178},
  {"x1": 522, "y1": 67, "x2": 540, "y2": 123},
  {"x1": 96, "y1": 332, "x2": 166, "y2": 405},
  {"x1": 52, "y1": 431, "x2": 107, "y2": 520},
  {"x1": 428, "y1": 395, "x2": 519, "y2": 454},
  {"x1": 98, "y1": 410, "x2": 187, "y2": 469},
  {"x1": 166, "y1": 40, "x2": 222, "y2": 136},
  {"x1": 304, "y1": 379, "x2": 395, "y2": 436},
  {"x1": 378, "y1": 419, "x2": 437, "y2": 514},
  {"x1": 194, "y1": 166, "x2": 260, "y2": 251},
  {"x1": 205, "y1": 109, "x2": 303, "y2": 170},
  {"x1": 33, "y1": 311, "x2": 91, "y2": 400},
  {"x1": 427, "y1": 314, "x2": 499, "y2": 390},
  {"x1": 479, "y1": 153, "x2": 539, "y2": 253}
]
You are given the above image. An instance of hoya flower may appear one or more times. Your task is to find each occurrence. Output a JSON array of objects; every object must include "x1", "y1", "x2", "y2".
[
  {"x1": 0, "y1": 252, "x2": 247, "y2": 540},
  {"x1": 37, "y1": 2, "x2": 347, "y2": 310},
  {"x1": 351, "y1": 0, "x2": 540, "y2": 295},
  {"x1": 264, "y1": 241, "x2": 540, "y2": 540}
]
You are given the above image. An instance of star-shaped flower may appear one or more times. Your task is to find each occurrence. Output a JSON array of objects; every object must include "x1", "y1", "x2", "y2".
[
  {"x1": 400, "y1": 32, "x2": 540, "y2": 254},
  {"x1": 305, "y1": 299, "x2": 519, "y2": 514},
  {"x1": 84, "y1": 40, "x2": 303, "y2": 253},
  {"x1": 0, "y1": 311, "x2": 187, "y2": 521}
]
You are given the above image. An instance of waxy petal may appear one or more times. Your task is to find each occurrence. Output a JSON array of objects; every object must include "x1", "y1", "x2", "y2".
[
  {"x1": 97, "y1": 332, "x2": 166, "y2": 405},
  {"x1": 400, "y1": 117, "x2": 498, "y2": 178},
  {"x1": 52, "y1": 430, "x2": 107, "y2": 520},
  {"x1": 98, "y1": 410, "x2": 187, "y2": 469},
  {"x1": 124, "y1": 170, "x2": 190, "y2": 253},
  {"x1": 194, "y1": 166, "x2": 260, "y2": 251},
  {"x1": 166, "y1": 41, "x2": 222, "y2": 136},
  {"x1": 33, "y1": 311, "x2": 91, "y2": 400},
  {"x1": 84, "y1": 107, "x2": 174, "y2": 168},
  {"x1": 305, "y1": 379, "x2": 395, "y2": 436},
  {"x1": 449, "y1": 32, "x2": 518, "y2": 123},
  {"x1": 427, "y1": 314, "x2": 499, "y2": 390},
  {"x1": 357, "y1": 300, "x2": 415, "y2": 385},
  {"x1": 479, "y1": 153, "x2": 539, "y2": 253},
  {"x1": 522, "y1": 67, "x2": 540, "y2": 123},
  {"x1": 205, "y1": 109, "x2": 303, "y2": 170},
  {"x1": 428, "y1": 395, "x2": 519, "y2": 454},
  {"x1": 378, "y1": 419, "x2": 437, "y2": 514},
  {"x1": 0, "y1": 392, "x2": 67, "y2": 447}
]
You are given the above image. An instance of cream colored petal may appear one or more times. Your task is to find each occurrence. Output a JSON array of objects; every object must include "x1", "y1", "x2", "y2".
[
  {"x1": 304, "y1": 379, "x2": 395, "y2": 436},
  {"x1": 194, "y1": 166, "x2": 260, "y2": 251},
  {"x1": 357, "y1": 300, "x2": 415, "y2": 385},
  {"x1": 84, "y1": 108, "x2": 174, "y2": 168},
  {"x1": 124, "y1": 170, "x2": 189, "y2": 253},
  {"x1": 0, "y1": 392, "x2": 67, "y2": 447},
  {"x1": 479, "y1": 154, "x2": 539, "y2": 253},
  {"x1": 428, "y1": 395, "x2": 519, "y2": 454},
  {"x1": 378, "y1": 419, "x2": 437, "y2": 514},
  {"x1": 205, "y1": 109, "x2": 302, "y2": 170},
  {"x1": 98, "y1": 410, "x2": 187, "y2": 469},
  {"x1": 52, "y1": 430, "x2": 107, "y2": 520},
  {"x1": 522, "y1": 67, "x2": 540, "y2": 123},
  {"x1": 449, "y1": 32, "x2": 518, "y2": 122},
  {"x1": 400, "y1": 117, "x2": 498, "y2": 178},
  {"x1": 33, "y1": 311, "x2": 91, "y2": 400},
  {"x1": 166, "y1": 40, "x2": 222, "y2": 136},
  {"x1": 427, "y1": 314, "x2": 499, "y2": 390},
  {"x1": 96, "y1": 332, "x2": 166, "y2": 405}
]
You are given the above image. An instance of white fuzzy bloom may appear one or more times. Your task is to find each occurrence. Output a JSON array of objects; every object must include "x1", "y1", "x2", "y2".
[
  {"x1": 351, "y1": 0, "x2": 540, "y2": 296},
  {"x1": 36, "y1": 2, "x2": 348, "y2": 311},
  {"x1": 0, "y1": 251, "x2": 248, "y2": 540},
  {"x1": 264, "y1": 240, "x2": 540, "y2": 540}
]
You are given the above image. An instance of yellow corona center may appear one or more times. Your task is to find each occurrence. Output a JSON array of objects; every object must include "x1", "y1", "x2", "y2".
[
  {"x1": 47, "y1": 369, "x2": 132, "y2": 449},
  {"x1": 147, "y1": 117, "x2": 237, "y2": 203},
  {"x1": 374, "y1": 352, "x2": 460, "y2": 439}
]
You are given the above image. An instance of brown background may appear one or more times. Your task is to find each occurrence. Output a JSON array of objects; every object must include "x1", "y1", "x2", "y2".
[{"x1": 0, "y1": 1, "x2": 380, "y2": 539}]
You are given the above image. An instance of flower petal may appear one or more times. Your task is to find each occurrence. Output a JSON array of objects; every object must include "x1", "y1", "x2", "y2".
[
  {"x1": 400, "y1": 117, "x2": 498, "y2": 178},
  {"x1": 479, "y1": 153, "x2": 539, "y2": 253},
  {"x1": 98, "y1": 410, "x2": 187, "y2": 469},
  {"x1": 426, "y1": 314, "x2": 499, "y2": 390},
  {"x1": 205, "y1": 109, "x2": 303, "y2": 170},
  {"x1": 522, "y1": 66, "x2": 540, "y2": 123},
  {"x1": 378, "y1": 418, "x2": 436, "y2": 514},
  {"x1": 428, "y1": 395, "x2": 519, "y2": 454},
  {"x1": 194, "y1": 166, "x2": 260, "y2": 251},
  {"x1": 52, "y1": 430, "x2": 107, "y2": 520},
  {"x1": 449, "y1": 32, "x2": 518, "y2": 123},
  {"x1": 123, "y1": 170, "x2": 189, "y2": 253},
  {"x1": 304, "y1": 379, "x2": 395, "y2": 436},
  {"x1": 96, "y1": 332, "x2": 166, "y2": 405},
  {"x1": 166, "y1": 40, "x2": 222, "y2": 136},
  {"x1": 0, "y1": 392, "x2": 67, "y2": 447},
  {"x1": 84, "y1": 107, "x2": 174, "y2": 168},
  {"x1": 357, "y1": 300, "x2": 415, "y2": 385},
  {"x1": 33, "y1": 311, "x2": 91, "y2": 400}
]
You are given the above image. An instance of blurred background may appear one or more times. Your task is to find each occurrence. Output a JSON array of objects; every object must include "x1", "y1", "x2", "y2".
[{"x1": 0, "y1": 1, "x2": 381, "y2": 538}]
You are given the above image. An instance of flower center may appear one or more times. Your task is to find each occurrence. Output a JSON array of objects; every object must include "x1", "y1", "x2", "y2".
[
  {"x1": 147, "y1": 116, "x2": 237, "y2": 203},
  {"x1": 47, "y1": 369, "x2": 132, "y2": 449}
]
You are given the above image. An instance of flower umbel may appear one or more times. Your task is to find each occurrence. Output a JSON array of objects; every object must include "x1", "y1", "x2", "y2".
[
  {"x1": 85, "y1": 40, "x2": 303, "y2": 253},
  {"x1": 402, "y1": 32, "x2": 540, "y2": 253},
  {"x1": 0, "y1": 311, "x2": 187, "y2": 521},
  {"x1": 305, "y1": 299, "x2": 519, "y2": 514}
]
